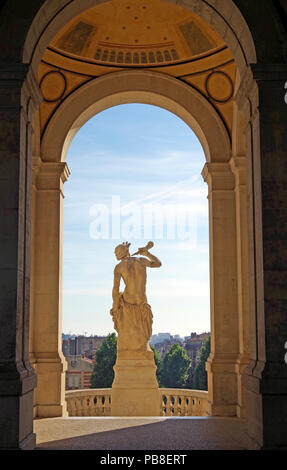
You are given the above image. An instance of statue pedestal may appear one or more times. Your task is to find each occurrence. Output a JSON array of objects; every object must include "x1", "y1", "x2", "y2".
[{"x1": 111, "y1": 351, "x2": 161, "y2": 416}]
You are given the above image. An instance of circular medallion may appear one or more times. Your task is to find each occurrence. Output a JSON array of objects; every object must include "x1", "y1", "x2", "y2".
[
  {"x1": 40, "y1": 70, "x2": 67, "y2": 103},
  {"x1": 205, "y1": 71, "x2": 234, "y2": 103}
]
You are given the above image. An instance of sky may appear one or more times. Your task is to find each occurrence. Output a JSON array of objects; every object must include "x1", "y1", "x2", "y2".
[{"x1": 62, "y1": 103, "x2": 210, "y2": 338}]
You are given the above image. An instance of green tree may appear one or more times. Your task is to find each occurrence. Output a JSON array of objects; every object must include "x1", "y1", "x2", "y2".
[
  {"x1": 150, "y1": 345, "x2": 162, "y2": 386},
  {"x1": 160, "y1": 343, "x2": 191, "y2": 388},
  {"x1": 193, "y1": 336, "x2": 210, "y2": 390},
  {"x1": 90, "y1": 333, "x2": 117, "y2": 388}
]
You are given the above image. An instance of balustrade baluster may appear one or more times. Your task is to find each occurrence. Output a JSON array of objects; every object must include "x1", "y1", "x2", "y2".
[
  {"x1": 86, "y1": 395, "x2": 92, "y2": 416},
  {"x1": 167, "y1": 394, "x2": 172, "y2": 416},
  {"x1": 183, "y1": 396, "x2": 188, "y2": 416},
  {"x1": 82, "y1": 396, "x2": 88, "y2": 416},
  {"x1": 74, "y1": 398, "x2": 80, "y2": 416},
  {"x1": 178, "y1": 396, "x2": 183, "y2": 416},
  {"x1": 161, "y1": 394, "x2": 167, "y2": 416},
  {"x1": 66, "y1": 398, "x2": 72, "y2": 416},
  {"x1": 95, "y1": 395, "x2": 100, "y2": 416},
  {"x1": 195, "y1": 398, "x2": 199, "y2": 416}
]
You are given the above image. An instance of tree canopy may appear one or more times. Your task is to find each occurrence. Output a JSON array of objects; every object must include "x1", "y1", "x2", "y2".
[
  {"x1": 193, "y1": 336, "x2": 210, "y2": 390},
  {"x1": 90, "y1": 332, "x2": 117, "y2": 388},
  {"x1": 90, "y1": 334, "x2": 163, "y2": 388},
  {"x1": 160, "y1": 343, "x2": 191, "y2": 388},
  {"x1": 150, "y1": 344, "x2": 162, "y2": 386}
]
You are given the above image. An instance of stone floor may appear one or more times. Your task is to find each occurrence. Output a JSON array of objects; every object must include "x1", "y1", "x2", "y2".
[{"x1": 34, "y1": 417, "x2": 249, "y2": 450}]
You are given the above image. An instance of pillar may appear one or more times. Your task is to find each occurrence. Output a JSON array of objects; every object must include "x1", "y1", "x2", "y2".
[
  {"x1": 230, "y1": 155, "x2": 250, "y2": 418},
  {"x1": 0, "y1": 65, "x2": 41, "y2": 449},
  {"x1": 30, "y1": 160, "x2": 70, "y2": 418},
  {"x1": 202, "y1": 162, "x2": 239, "y2": 416},
  {"x1": 238, "y1": 64, "x2": 287, "y2": 449}
]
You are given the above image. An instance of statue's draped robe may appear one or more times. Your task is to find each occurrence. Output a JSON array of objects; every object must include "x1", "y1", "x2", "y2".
[{"x1": 111, "y1": 293, "x2": 153, "y2": 354}]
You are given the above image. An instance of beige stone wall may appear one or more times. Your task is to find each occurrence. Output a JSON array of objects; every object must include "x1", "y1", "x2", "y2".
[{"x1": 0, "y1": 0, "x2": 286, "y2": 450}]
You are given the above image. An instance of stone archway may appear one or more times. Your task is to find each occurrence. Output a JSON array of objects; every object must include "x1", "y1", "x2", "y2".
[
  {"x1": 41, "y1": 70, "x2": 231, "y2": 163},
  {"x1": 0, "y1": 0, "x2": 287, "y2": 451},
  {"x1": 31, "y1": 68, "x2": 247, "y2": 423}
]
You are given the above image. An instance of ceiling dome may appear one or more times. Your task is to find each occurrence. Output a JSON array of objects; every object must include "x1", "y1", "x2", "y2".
[
  {"x1": 50, "y1": 0, "x2": 225, "y2": 66},
  {"x1": 38, "y1": 0, "x2": 235, "y2": 140}
]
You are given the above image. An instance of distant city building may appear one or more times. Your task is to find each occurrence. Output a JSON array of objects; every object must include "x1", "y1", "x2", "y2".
[
  {"x1": 150, "y1": 333, "x2": 171, "y2": 345},
  {"x1": 62, "y1": 334, "x2": 106, "y2": 359},
  {"x1": 173, "y1": 334, "x2": 183, "y2": 342},
  {"x1": 65, "y1": 355, "x2": 94, "y2": 390},
  {"x1": 183, "y1": 332, "x2": 210, "y2": 385},
  {"x1": 151, "y1": 334, "x2": 185, "y2": 357},
  {"x1": 62, "y1": 334, "x2": 107, "y2": 390}
]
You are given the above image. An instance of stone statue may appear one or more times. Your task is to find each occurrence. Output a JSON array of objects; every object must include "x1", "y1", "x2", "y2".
[{"x1": 110, "y1": 241, "x2": 161, "y2": 358}]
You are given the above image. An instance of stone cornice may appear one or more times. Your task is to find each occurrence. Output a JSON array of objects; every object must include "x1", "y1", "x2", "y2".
[
  {"x1": 202, "y1": 162, "x2": 235, "y2": 192},
  {"x1": 36, "y1": 161, "x2": 70, "y2": 191}
]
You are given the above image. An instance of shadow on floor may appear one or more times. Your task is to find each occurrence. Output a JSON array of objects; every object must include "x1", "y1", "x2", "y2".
[{"x1": 35, "y1": 418, "x2": 249, "y2": 450}]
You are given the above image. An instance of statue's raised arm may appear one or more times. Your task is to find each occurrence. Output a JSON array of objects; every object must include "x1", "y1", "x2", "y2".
[
  {"x1": 132, "y1": 241, "x2": 161, "y2": 268},
  {"x1": 110, "y1": 241, "x2": 161, "y2": 357}
]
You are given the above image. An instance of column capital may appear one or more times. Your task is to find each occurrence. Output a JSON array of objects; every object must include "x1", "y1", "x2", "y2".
[
  {"x1": 36, "y1": 161, "x2": 70, "y2": 191},
  {"x1": 201, "y1": 162, "x2": 234, "y2": 192},
  {"x1": 230, "y1": 156, "x2": 247, "y2": 187}
]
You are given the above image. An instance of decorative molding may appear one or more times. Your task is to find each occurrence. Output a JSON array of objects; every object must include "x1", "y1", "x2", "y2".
[
  {"x1": 39, "y1": 70, "x2": 67, "y2": 103},
  {"x1": 47, "y1": 44, "x2": 227, "y2": 69},
  {"x1": 205, "y1": 70, "x2": 234, "y2": 103}
]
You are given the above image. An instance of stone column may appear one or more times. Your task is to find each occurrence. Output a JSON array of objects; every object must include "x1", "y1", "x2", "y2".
[
  {"x1": 202, "y1": 162, "x2": 239, "y2": 417},
  {"x1": 238, "y1": 65, "x2": 287, "y2": 449},
  {"x1": 230, "y1": 156, "x2": 250, "y2": 418},
  {"x1": 30, "y1": 161, "x2": 70, "y2": 418},
  {"x1": 0, "y1": 65, "x2": 41, "y2": 449}
]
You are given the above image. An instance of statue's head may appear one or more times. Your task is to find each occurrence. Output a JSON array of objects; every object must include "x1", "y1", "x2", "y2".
[{"x1": 115, "y1": 242, "x2": 131, "y2": 260}]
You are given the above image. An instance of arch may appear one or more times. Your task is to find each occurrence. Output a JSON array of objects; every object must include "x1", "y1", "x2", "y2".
[
  {"x1": 1, "y1": 0, "x2": 287, "y2": 451},
  {"x1": 23, "y1": 0, "x2": 257, "y2": 76},
  {"x1": 41, "y1": 69, "x2": 231, "y2": 164},
  {"x1": 26, "y1": 0, "x2": 254, "y2": 438}
]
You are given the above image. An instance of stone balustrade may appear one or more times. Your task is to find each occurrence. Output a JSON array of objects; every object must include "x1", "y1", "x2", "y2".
[
  {"x1": 66, "y1": 389, "x2": 112, "y2": 416},
  {"x1": 160, "y1": 389, "x2": 208, "y2": 416},
  {"x1": 65, "y1": 388, "x2": 208, "y2": 417}
]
